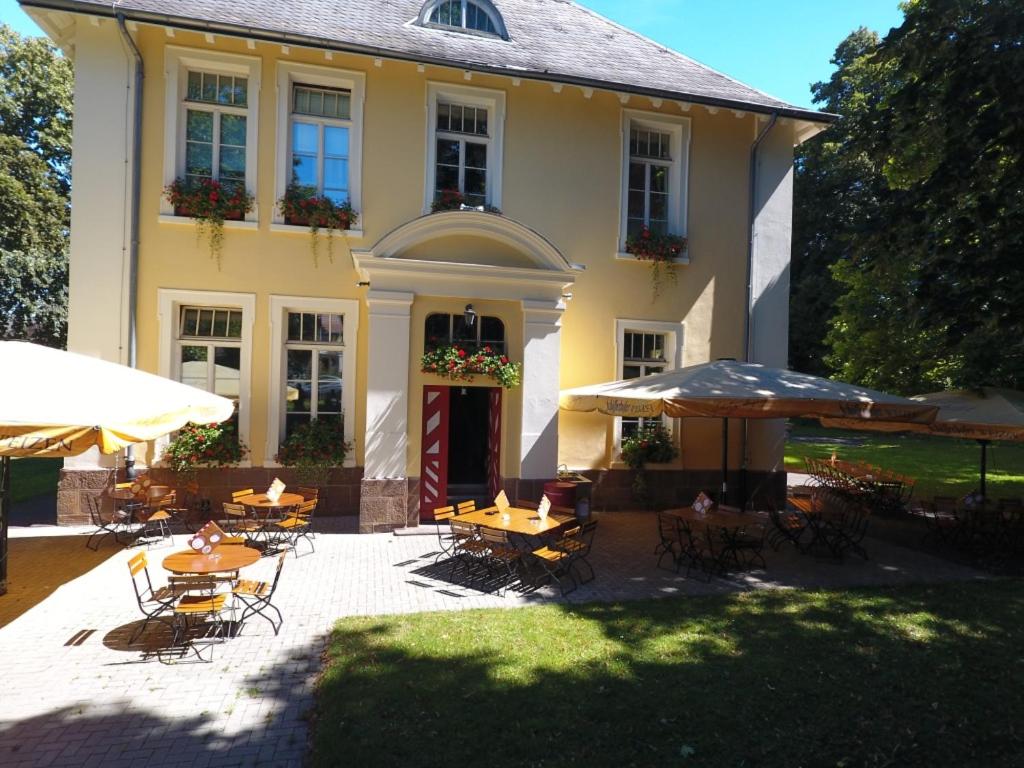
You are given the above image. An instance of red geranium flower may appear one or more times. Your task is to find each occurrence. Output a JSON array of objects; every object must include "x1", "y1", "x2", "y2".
[{"x1": 457, "y1": 349, "x2": 466, "y2": 358}]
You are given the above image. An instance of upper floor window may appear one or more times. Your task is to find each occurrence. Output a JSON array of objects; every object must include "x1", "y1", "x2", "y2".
[
  {"x1": 162, "y1": 48, "x2": 261, "y2": 221},
  {"x1": 619, "y1": 111, "x2": 691, "y2": 253},
  {"x1": 425, "y1": 312, "x2": 505, "y2": 354},
  {"x1": 290, "y1": 84, "x2": 352, "y2": 205},
  {"x1": 274, "y1": 63, "x2": 365, "y2": 230},
  {"x1": 425, "y1": 83, "x2": 506, "y2": 212},
  {"x1": 419, "y1": 0, "x2": 508, "y2": 38}
]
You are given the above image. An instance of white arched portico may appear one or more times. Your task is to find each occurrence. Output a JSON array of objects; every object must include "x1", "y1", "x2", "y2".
[{"x1": 351, "y1": 211, "x2": 579, "y2": 530}]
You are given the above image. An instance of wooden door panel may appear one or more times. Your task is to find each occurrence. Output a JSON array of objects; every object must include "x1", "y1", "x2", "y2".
[{"x1": 420, "y1": 386, "x2": 450, "y2": 520}]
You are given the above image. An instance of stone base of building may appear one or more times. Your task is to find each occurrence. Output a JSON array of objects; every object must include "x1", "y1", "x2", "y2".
[
  {"x1": 56, "y1": 466, "x2": 364, "y2": 526},
  {"x1": 358, "y1": 477, "x2": 418, "y2": 533}
]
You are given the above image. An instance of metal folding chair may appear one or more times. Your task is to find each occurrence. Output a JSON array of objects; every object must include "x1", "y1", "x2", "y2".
[
  {"x1": 85, "y1": 493, "x2": 133, "y2": 551},
  {"x1": 126, "y1": 551, "x2": 180, "y2": 642},
  {"x1": 273, "y1": 498, "x2": 317, "y2": 556},
  {"x1": 232, "y1": 553, "x2": 286, "y2": 635}
]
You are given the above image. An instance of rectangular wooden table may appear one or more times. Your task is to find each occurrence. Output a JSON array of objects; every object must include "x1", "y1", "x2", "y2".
[{"x1": 454, "y1": 505, "x2": 575, "y2": 536}]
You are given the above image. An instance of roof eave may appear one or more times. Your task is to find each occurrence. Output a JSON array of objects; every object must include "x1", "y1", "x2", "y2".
[{"x1": 20, "y1": 0, "x2": 837, "y2": 125}]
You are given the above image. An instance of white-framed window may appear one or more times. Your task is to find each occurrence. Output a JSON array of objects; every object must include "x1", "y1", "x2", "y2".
[
  {"x1": 266, "y1": 296, "x2": 360, "y2": 467},
  {"x1": 619, "y1": 110, "x2": 690, "y2": 254},
  {"x1": 424, "y1": 312, "x2": 506, "y2": 354},
  {"x1": 424, "y1": 82, "x2": 505, "y2": 213},
  {"x1": 274, "y1": 62, "x2": 365, "y2": 231},
  {"x1": 157, "y1": 289, "x2": 256, "y2": 462},
  {"x1": 162, "y1": 47, "x2": 261, "y2": 221},
  {"x1": 614, "y1": 319, "x2": 684, "y2": 457},
  {"x1": 417, "y1": 0, "x2": 508, "y2": 39}
]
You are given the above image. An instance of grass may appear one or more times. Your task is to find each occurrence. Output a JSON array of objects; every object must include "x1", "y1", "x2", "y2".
[
  {"x1": 8, "y1": 457, "x2": 61, "y2": 504},
  {"x1": 785, "y1": 422, "x2": 1024, "y2": 500},
  {"x1": 315, "y1": 581, "x2": 1024, "y2": 767}
]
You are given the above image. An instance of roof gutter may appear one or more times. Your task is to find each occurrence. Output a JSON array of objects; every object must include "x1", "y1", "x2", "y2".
[
  {"x1": 22, "y1": 0, "x2": 837, "y2": 125},
  {"x1": 116, "y1": 12, "x2": 143, "y2": 474}
]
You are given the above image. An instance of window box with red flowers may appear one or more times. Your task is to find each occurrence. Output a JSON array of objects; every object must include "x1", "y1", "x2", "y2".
[
  {"x1": 624, "y1": 226, "x2": 688, "y2": 301},
  {"x1": 164, "y1": 178, "x2": 255, "y2": 267},
  {"x1": 430, "y1": 188, "x2": 502, "y2": 214},
  {"x1": 420, "y1": 344, "x2": 521, "y2": 388},
  {"x1": 277, "y1": 183, "x2": 360, "y2": 266},
  {"x1": 162, "y1": 422, "x2": 248, "y2": 481}
]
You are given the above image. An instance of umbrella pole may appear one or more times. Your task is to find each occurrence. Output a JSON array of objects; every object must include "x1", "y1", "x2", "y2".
[
  {"x1": 978, "y1": 440, "x2": 989, "y2": 500},
  {"x1": 721, "y1": 417, "x2": 729, "y2": 505},
  {"x1": 0, "y1": 455, "x2": 10, "y2": 596}
]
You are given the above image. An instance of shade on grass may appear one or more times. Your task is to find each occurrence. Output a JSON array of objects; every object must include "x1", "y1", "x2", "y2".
[
  {"x1": 315, "y1": 581, "x2": 1024, "y2": 767},
  {"x1": 786, "y1": 423, "x2": 1024, "y2": 500}
]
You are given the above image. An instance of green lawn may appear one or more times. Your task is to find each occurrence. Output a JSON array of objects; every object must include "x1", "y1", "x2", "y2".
[
  {"x1": 786, "y1": 422, "x2": 1024, "y2": 500},
  {"x1": 8, "y1": 457, "x2": 61, "y2": 503},
  {"x1": 315, "y1": 581, "x2": 1024, "y2": 767}
]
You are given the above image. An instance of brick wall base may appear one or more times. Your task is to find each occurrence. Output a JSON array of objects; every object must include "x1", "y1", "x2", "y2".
[{"x1": 56, "y1": 466, "x2": 363, "y2": 526}]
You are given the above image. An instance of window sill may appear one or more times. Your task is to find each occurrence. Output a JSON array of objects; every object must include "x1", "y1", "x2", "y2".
[
  {"x1": 615, "y1": 251, "x2": 690, "y2": 265},
  {"x1": 269, "y1": 222, "x2": 364, "y2": 239},
  {"x1": 158, "y1": 214, "x2": 259, "y2": 230}
]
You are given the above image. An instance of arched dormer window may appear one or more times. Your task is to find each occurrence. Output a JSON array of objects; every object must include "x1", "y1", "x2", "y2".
[{"x1": 418, "y1": 0, "x2": 508, "y2": 39}]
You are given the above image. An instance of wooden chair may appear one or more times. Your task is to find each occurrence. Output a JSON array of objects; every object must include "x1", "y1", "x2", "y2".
[
  {"x1": 479, "y1": 528, "x2": 522, "y2": 596},
  {"x1": 232, "y1": 553, "x2": 286, "y2": 635},
  {"x1": 221, "y1": 502, "x2": 261, "y2": 544},
  {"x1": 273, "y1": 498, "x2": 318, "y2": 556},
  {"x1": 172, "y1": 578, "x2": 230, "y2": 661},
  {"x1": 85, "y1": 493, "x2": 133, "y2": 550},
  {"x1": 448, "y1": 519, "x2": 487, "y2": 580},
  {"x1": 556, "y1": 519, "x2": 598, "y2": 585},
  {"x1": 531, "y1": 526, "x2": 579, "y2": 594},
  {"x1": 654, "y1": 511, "x2": 681, "y2": 571},
  {"x1": 430, "y1": 504, "x2": 457, "y2": 562},
  {"x1": 298, "y1": 486, "x2": 319, "y2": 501},
  {"x1": 231, "y1": 488, "x2": 255, "y2": 502},
  {"x1": 127, "y1": 552, "x2": 180, "y2": 642},
  {"x1": 456, "y1": 499, "x2": 476, "y2": 514}
]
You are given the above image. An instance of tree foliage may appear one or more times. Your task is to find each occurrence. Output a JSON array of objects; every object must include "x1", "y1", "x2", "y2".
[
  {"x1": 0, "y1": 25, "x2": 72, "y2": 348},
  {"x1": 792, "y1": 0, "x2": 1024, "y2": 393}
]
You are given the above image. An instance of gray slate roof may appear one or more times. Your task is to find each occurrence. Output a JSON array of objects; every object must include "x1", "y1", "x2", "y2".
[{"x1": 24, "y1": 0, "x2": 832, "y2": 122}]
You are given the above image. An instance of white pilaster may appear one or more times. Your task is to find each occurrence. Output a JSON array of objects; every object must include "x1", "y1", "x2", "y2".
[
  {"x1": 520, "y1": 299, "x2": 565, "y2": 479},
  {"x1": 364, "y1": 290, "x2": 414, "y2": 478}
]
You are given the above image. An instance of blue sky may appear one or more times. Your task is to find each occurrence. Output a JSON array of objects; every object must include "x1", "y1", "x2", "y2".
[{"x1": 1, "y1": 0, "x2": 904, "y2": 107}]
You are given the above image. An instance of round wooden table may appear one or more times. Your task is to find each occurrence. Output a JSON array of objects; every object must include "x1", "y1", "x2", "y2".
[
  {"x1": 163, "y1": 545, "x2": 261, "y2": 574},
  {"x1": 235, "y1": 492, "x2": 305, "y2": 509}
]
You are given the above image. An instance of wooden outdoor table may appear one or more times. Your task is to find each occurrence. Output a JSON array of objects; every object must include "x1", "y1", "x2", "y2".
[
  {"x1": 454, "y1": 505, "x2": 574, "y2": 536},
  {"x1": 235, "y1": 492, "x2": 304, "y2": 509},
  {"x1": 666, "y1": 506, "x2": 766, "y2": 530},
  {"x1": 162, "y1": 545, "x2": 260, "y2": 575}
]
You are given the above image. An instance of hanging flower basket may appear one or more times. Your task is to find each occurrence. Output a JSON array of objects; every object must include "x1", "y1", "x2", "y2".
[
  {"x1": 277, "y1": 183, "x2": 359, "y2": 266},
  {"x1": 421, "y1": 345, "x2": 521, "y2": 388},
  {"x1": 430, "y1": 188, "x2": 502, "y2": 214},
  {"x1": 164, "y1": 178, "x2": 254, "y2": 268},
  {"x1": 625, "y1": 226, "x2": 688, "y2": 301}
]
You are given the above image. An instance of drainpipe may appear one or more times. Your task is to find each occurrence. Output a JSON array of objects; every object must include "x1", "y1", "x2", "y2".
[
  {"x1": 739, "y1": 112, "x2": 777, "y2": 509},
  {"x1": 117, "y1": 13, "x2": 143, "y2": 478}
]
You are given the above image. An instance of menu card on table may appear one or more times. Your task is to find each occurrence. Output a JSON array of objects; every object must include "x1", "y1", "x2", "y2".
[
  {"x1": 537, "y1": 494, "x2": 552, "y2": 521},
  {"x1": 189, "y1": 521, "x2": 228, "y2": 555},
  {"x1": 494, "y1": 490, "x2": 511, "y2": 514},
  {"x1": 267, "y1": 477, "x2": 286, "y2": 503}
]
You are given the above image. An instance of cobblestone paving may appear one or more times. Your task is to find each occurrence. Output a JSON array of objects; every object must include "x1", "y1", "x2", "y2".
[{"x1": 0, "y1": 513, "x2": 984, "y2": 767}]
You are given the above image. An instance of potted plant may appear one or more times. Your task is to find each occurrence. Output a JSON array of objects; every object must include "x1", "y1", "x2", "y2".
[
  {"x1": 277, "y1": 183, "x2": 359, "y2": 266},
  {"x1": 420, "y1": 344, "x2": 522, "y2": 388},
  {"x1": 625, "y1": 226, "x2": 688, "y2": 301},
  {"x1": 162, "y1": 421, "x2": 249, "y2": 489},
  {"x1": 621, "y1": 423, "x2": 678, "y2": 506},
  {"x1": 275, "y1": 417, "x2": 351, "y2": 493},
  {"x1": 430, "y1": 188, "x2": 502, "y2": 214},
  {"x1": 164, "y1": 178, "x2": 254, "y2": 268}
]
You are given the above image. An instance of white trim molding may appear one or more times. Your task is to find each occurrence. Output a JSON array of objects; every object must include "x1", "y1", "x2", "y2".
[
  {"x1": 423, "y1": 81, "x2": 506, "y2": 213},
  {"x1": 265, "y1": 295, "x2": 360, "y2": 467},
  {"x1": 612, "y1": 318, "x2": 685, "y2": 463},
  {"x1": 273, "y1": 61, "x2": 366, "y2": 230},
  {"x1": 162, "y1": 46, "x2": 262, "y2": 222},
  {"x1": 618, "y1": 108, "x2": 691, "y2": 254},
  {"x1": 156, "y1": 288, "x2": 256, "y2": 465}
]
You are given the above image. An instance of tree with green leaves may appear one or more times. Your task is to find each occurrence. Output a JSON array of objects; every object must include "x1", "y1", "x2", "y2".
[
  {"x1": 793, "y1": 0, "x2": 1024, "y2": 393},
  {"x1": 0, "y1": 24, "x2": 72, "y2": 348}
]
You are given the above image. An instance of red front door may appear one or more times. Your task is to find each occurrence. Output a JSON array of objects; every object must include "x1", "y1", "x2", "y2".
[
  {"x1": 419, "y1": 385, "x2": 450, "y2": 520},
  {"x1": 487, "y1": 387, "x2": 502, "y2": 499}
]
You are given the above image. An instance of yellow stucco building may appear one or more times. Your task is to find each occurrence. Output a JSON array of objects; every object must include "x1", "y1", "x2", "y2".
[{"x1": 24, "y1": 0, "x2": 831, "y2": 530}]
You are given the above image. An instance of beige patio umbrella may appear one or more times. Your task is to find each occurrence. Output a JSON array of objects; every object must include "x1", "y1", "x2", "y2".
[
  {"x1": 560, "y1": 359, "x2": 938, "y2": 502},
  {"x1": 820, "y1": 387, "x2": 1024, "y2": 498},
  {"x1": 0, "y1": 341, "x2": 235, "y2": 594}
]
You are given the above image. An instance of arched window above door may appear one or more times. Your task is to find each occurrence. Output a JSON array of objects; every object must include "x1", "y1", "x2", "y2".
[{"x1": 425, "y1": 312, "x2": 505, "y2": 354}]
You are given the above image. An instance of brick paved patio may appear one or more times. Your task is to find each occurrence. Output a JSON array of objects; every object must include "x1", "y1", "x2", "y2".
[{"x1": 0, "y1": 513, "x2": 984, "y2": 767}]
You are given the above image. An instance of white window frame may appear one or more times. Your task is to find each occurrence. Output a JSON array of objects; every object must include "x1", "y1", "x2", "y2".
[
  {"x1": 265, "y1": 296, "x2": 360, "y2": 468},
  {"x1": 162, "y1": 47, "x2": 261, "y2": 224},
  {"x1": 157, "y1": 288, "x2": 256, "y2": 466},
  {"x1": 617, "y1": 109, "x2": 690, "y2": 260},
  {"x1": 273, "y1": 62, "x2": 366, "y2": 236},
  {"x1": 424, "y1": 81, "x2": 506, "y2": 214},
  {"x1": 613, "y1": 318, "x2": 685, "y2": 463}
]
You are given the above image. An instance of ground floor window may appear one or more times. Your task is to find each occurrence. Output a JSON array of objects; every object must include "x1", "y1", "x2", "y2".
[
  {"x1": 285, "y1": 311, "x2": 344, "y2": 438},
  {"x1": 614, "y1": 319, "x2": 684, "y2": 457}
]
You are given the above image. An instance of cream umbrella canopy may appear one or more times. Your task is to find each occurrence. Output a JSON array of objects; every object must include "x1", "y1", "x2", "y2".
[
  {"x1": 820, "y1": 388, "x2": 1024, "y2": 498},
  {"x1": 0, "y1": 341, "x2": 235, "y2": 595},
  {"x1": 560, "y1": 359, "x2": 938, "y2": 503}
]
